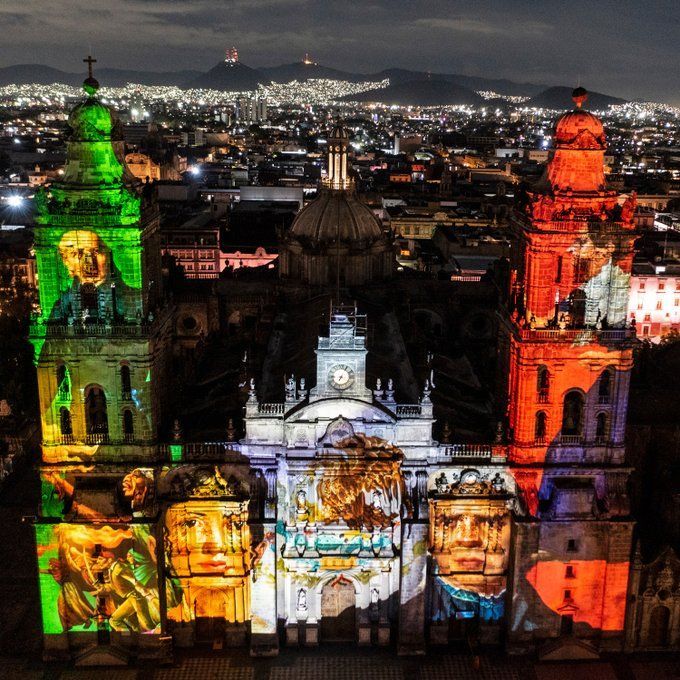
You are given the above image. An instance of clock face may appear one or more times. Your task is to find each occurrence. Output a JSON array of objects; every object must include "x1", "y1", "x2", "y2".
[{"x1": 328, "y1": 364, "x2": 355, "y2": 390}]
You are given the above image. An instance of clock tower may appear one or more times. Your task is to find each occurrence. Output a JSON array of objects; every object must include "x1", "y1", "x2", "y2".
[{"x1": 309, "y1": 305, "x2": 372, "y2": 402}]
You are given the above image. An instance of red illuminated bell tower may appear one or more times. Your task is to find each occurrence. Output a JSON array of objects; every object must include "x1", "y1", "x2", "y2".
[{"x1": 500, "y1": 88, "x2": 638, "y2": 654}]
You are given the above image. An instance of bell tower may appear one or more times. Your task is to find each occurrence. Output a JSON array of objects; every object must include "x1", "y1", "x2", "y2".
[
  {"x1": 30, "y1": 64, "x2": 170, "y2": 463},
  {"x1": 326, "y1": 120, "x2": 351, "y2": 191},
  {"x1": 500, "y1": 89, "x2": 637, "y2": 652},
  {"x1": 309, "y1": 305, "x2": 372, "y2": 402}
]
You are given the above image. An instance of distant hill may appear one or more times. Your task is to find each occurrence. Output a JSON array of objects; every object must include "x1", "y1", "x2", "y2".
[
  {"x1": 189, "y1": 61, "x2": 265, "y2": 91},
  {"x1": 346, "y1": 79, "x2": 484, "y2": 106},
  {"x1": 367, "y1": 68, "x2": 545, "y2": 96},
  {"x1": 260, "y1": 61, "x2": 360, "y2": 83},
  {"x1": 0, "y1": 64, "x2": 79, "y2": 86},
  {"x1": 0, "y1": 63, "x2": 201, "y2": 87},
  {"x1": 529, "y1": 86, "x2": 627, "y2": 110}
]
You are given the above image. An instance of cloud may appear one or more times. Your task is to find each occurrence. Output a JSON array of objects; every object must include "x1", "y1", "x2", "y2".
[{"x1": 414, "y1": 16, "x2": 552, "y2": 37}]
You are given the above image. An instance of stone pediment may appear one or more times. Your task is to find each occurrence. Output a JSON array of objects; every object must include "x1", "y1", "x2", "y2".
[
  {"x1": 286, "y1": 397, "x2": 395, "y2": 425},
  {"x1": 158, "y1": 464, "x2": 250, "y2": 500}
]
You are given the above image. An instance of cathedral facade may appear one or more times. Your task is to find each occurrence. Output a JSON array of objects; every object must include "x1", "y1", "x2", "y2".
[{"x1": 32, "y1": 79, "x2": 643, "y2": 663}]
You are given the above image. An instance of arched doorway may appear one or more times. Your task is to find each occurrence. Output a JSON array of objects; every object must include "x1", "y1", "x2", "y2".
[
  {"x1": 194, "y1": 588, "x2": 227, "y2": 643},
  {"x1": 647, "y1": 605, "x2": 670, "y2": 647},
  {"x1": 320, "y1": 576, "x2": 356, "y2": 642}
]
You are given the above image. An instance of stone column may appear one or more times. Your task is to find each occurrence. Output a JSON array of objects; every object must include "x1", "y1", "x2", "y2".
[{"x1": 397, "y1": 521, "x2": 428, "y2": 655}]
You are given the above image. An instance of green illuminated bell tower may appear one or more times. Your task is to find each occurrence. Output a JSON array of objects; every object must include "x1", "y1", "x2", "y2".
[{"x1": 30, "y1": 65, "x2": 170, "y2": 463}]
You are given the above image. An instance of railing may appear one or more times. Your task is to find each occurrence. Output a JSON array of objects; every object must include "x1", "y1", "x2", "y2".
[
  {"x1": 58, "y1": 434, "x2": 75, "y2": 445},
  {"x1": 56, "y1": 388, "x2": 71, "y2": 401},
  {"x1": 597, "y1": 395, "x2": 611, "y2": 404},
  {"x1": 158, "y1": 441, "x2": 240, "y2": 460},
  {"x1": 559, "y1": 434, "x2": 583, "y2": 445},
  {"x1": 450, "y1": 275, "x2": 482, "y2": 282},
  {"x1": 396, "y1": 404, "x2": 423, "y2": 417},
  {"x1": 35, "y1": 323, "x2": 151, "y2": 338},
  {"x1": 257, "y1": 403, "x2": 285, "y2": 416},
  {"x1": 537, "y1": 390, "x2": 549, "y2": 403},
  {"x1": 85, "y1": 433, "x2": 110, "y2": 445},
  {"x1": 518, "y1": 327, "x2": 634, "y2": 342},
  {"x1": 121, "y1": 391, "x2": 132, "y2": 401},
  {"x1": 441, "y1": 444, "x2": 495, "y2": 458}
]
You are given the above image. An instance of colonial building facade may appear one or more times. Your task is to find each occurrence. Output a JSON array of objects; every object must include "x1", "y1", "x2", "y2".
[{"x1": 31, "y1": 79, "x2": 648, "y2": 664}]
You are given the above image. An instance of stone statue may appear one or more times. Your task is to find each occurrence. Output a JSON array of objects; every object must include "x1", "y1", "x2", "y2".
[
  {"x1": 295, "y1": 489, "x2": 308, "y2": 518},
  {"x1": 435, "y1": 472, "x2": 449, "y2": 494},
  {"x1": 491, "y1": 473, "x2": 505, "y2": 494},
  {"x1": 296, "y1": 588, "x2": 307, "y2": 612}
]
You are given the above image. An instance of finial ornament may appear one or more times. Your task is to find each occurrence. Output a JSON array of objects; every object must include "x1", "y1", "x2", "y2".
[{"x1": 572, "y1": 86, "x2": 588, "y2": 109}]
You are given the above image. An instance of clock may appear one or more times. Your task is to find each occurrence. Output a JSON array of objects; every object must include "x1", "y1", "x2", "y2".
[{"x1": 328, "y1": 364, "x2": 355, "y2": 391}]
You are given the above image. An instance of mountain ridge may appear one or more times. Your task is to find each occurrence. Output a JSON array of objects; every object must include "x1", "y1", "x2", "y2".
[{"x1": 0, "y1": 61, "x2": 632, "y2": 107}]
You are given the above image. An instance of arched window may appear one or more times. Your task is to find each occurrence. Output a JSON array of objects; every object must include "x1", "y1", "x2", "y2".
[
  {"x1": 85, "y1": 385, "x2": 108, "y2": 437},
  {"x1": 81, "y1": 283, "x2": 98, "y2": 316},
  {"x1": 537, "y1": 366, "x2": 550, "y2": 402},
  {"x1": 561, "y1": 391, "x2": 584, "y2": 438},
  {"x1": 598, "y1": 369, "x2": 613, "y2": 404},
  {"x1": 122, "y1": 409, "x2": 134, "y2": 439},
  {"x1": 59, "y1": 407, "x2": 72, "y2": 436},
  {"x1": 595, "y1": 412, "x2": 608, "y2": 443},
  {"x1": 120, "y1": 364, "x2": 132, "y2": 399},
  {"x1": 534, "y1": 411, "x2": 547, "y2": 442},
  {"x1": 56, "y1": 364, "x2": 70, "y2": 398}
]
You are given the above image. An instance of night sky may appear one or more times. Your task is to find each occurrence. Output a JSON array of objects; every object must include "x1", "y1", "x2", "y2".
[{"x1": 1, "y1": 0, "x2": 678, "y2": 104}]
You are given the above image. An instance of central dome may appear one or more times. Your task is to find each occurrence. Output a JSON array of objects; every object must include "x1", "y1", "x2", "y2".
[{"x1": 289, "y1": 189, "x2": 383, "y2": 245}]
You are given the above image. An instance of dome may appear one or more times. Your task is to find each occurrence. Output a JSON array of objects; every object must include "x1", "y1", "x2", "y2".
[
  {"x1": 330, "y1": 123, "x2": 349, "y2": 140},
  {"x1": 289, "y1": 189, "x2": 383, "y2": 245},
  {"x1": 68, "y1": 79, "x2": 118, "y2": 143},
  {"x1": 553, "y1": 88, "x2": 606, "y2": 150}
]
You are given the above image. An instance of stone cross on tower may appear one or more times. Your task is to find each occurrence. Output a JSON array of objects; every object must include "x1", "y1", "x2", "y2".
[{"x1": 83, "y1": 55, "x2": 97, "y2": 79}]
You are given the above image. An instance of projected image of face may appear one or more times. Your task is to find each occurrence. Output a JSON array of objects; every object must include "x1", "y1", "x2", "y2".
[
  {"x1": 58, "y1": 230, "x2": 107, "y2": 285},
  {"x1": 165, "y1": 503, "x2": 243, "y2": 575}
]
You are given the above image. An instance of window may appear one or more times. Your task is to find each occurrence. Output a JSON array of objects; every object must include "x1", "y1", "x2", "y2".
[
  {"x1": 564, "y1": 589, "x2": 573, "y2": 601},
  {"x1": 567, "y1": 539, "x2": 578, "y2": 552},
  {"x1": 595, "y1": 412, "x2": 608, "y2": 443},
  {"x1": 537, "y1": 366, "x2": 550, "y2": 402},
  {"x1": 120, "y1": 364, "x2": 131, "y2": 399},
  {"x1": 555, "y1": 256, "x2": 563, "y2": 283},
  {"x1": 562, "y1": 391, "x2": 584, "y2": 437},
  {"x1": 656, "y1": 300, "x2": 663, "y2": 310},
  {"x1": 56, "y1": 364, "x2": 70, "y2": 398},
  {"x1": 59, "y1": 407, "x2": 72, "y2": 436},
  {"x1": 640, "y1": 280, "x2": 646, "y2": 291},
  {"x1": 598, "y1": 369, "x2": 612, "y2": 403},
  {"x1": 565, "y1": 565, "x2": 575, "y2": 579},
  {"x1": 85, "y1": 385, "x2": 108, "y2": 436},
  {"x1": 535, "y1": 411, "x2": 547, "y2": 442},
  {"x1": 573, "y1": 256, "x2": 591, "y2": 284},
  {"x1": 122, "y1": 409, "x2": 134, "y2": 438},
  {"x1": 81, "y1": 283, "x2": 98, "y2": 315},
  {"x1": 658, "y1": 281, "x2": 665, "y2": 291}
]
